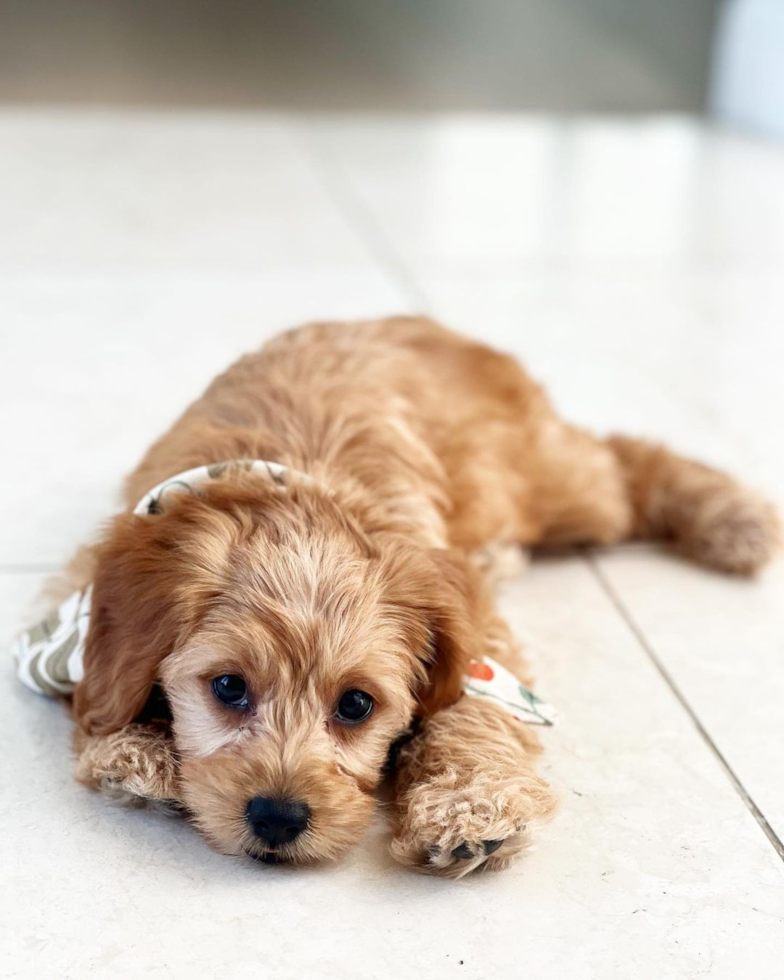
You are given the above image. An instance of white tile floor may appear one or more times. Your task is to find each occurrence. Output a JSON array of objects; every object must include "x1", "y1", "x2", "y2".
[{"x1": 1, "y1": 110, "x2": 783, "y2": 980}]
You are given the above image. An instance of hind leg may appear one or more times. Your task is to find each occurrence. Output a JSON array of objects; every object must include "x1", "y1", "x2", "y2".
[
  {"x1": 606, "y1": 435, "x2": 779, "y2": 574},
  {"x1": 530, "y1": 425, "x2": 778, "y2": 574},
  {"x1": 529, "y1": 424, "x2": 636, "y2": 549}
]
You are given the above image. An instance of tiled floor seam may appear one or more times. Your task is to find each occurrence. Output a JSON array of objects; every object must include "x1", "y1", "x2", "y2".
[{"x1": 585, "y1": 551, "x2": 784, "y2": 864}]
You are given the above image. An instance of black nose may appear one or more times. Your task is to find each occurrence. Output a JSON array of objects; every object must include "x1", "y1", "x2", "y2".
[{"x1": 246, "y1": 797, "x2": 310, "y2": 847}]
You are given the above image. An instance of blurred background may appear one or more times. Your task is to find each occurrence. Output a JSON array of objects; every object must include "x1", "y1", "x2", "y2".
[{"x1": 0, "y1": 0, "x2": 781, "y2": 129}]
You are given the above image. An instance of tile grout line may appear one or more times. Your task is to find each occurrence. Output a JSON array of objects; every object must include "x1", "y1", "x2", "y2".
[
  {"x1": 293, "y1": 121, "x2": 431, "y2": 312},
  {"x1": 584, "y1": 551, "x2": 784, "y2": 864}
]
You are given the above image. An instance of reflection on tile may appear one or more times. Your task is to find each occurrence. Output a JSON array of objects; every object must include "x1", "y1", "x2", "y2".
[{"x1": 309, "y1": 117, "x2": 784, "y2": 272}]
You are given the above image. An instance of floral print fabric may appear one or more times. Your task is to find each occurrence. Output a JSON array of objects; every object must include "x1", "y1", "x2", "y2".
[{"x1": 464, "y1": 657, "x2": 556, "y2": 725}]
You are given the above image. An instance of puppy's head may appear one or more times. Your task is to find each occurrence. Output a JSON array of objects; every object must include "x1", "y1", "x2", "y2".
[{"x1": 73, "y1": 476, "x2": 481, "y2": 865}]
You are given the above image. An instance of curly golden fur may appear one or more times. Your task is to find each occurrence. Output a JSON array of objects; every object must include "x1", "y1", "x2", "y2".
[{"x1": 61, "y1": 316, "x2": 777, "y2": 875}]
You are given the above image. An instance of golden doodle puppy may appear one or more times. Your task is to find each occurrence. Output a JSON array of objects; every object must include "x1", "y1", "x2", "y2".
[{"x1": 28, "y1": 318, "x2": 777, "y2": 876}]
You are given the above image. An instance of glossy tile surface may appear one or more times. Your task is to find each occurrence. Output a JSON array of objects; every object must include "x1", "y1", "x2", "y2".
[{"x1": 1, "y1": 111, "x2": 782, "y2": 979}]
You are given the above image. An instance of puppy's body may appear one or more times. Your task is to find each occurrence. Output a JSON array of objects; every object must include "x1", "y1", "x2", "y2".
[
  {"x1": 68, "y1": 317, "x2": 777, "y2": 875},
  {"x1": 126, "y1": 317, "x2": 617, "y2": 553}
]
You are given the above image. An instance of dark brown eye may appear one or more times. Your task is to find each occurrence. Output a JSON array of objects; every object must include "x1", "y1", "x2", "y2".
[
  {"x1": 335, "y1": 689, "x2": 374, "y2": 724},
  {"x1": 212, "y1": 675, "x2": 249, "y2": 708}
]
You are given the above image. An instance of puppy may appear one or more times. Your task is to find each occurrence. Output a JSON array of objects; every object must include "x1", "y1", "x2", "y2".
[{"x1": 54, "y1": 317, "x2": 776, "y2": 876}]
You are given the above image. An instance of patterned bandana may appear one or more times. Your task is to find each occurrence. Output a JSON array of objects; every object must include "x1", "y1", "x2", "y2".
[
  {"x1": 464, "y1": 657, "x2": 555, "y2": 726},
  {"x1": 11, "y1": 459, "x2": 555, "y2": 725}
]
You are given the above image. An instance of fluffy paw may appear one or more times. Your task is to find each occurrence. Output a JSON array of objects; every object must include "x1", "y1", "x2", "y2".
[
  {"x1": 686, "y1": 489, "x2": 779, "y2": 575},
  {"x1": 390, "y1": 765, "x2": 556, "y2": 878},
  {"x1": 74, "y1": 724, "x2": 183, "y2": 813}
]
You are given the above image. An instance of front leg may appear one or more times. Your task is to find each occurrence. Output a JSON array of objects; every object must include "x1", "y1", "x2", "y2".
[
  {"x1": 73, "y1": 722, "x2": 183, "y2": 813},
  {"x1": 390, "y1": 696, "x2": 556, "y2": 877}
]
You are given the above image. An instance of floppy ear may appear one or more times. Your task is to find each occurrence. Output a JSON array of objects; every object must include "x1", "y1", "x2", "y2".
[
  {"x1": 73, "y1": 512, "x2": 198, "y2": 736},
  {"x1": 415, "y1": 549, "x2": 490, "y2": 716}
]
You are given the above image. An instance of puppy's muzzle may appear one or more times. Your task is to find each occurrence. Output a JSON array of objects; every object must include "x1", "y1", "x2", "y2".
[{"x1": 246, "y1": 797, "x2": 311, "y2": 847}]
